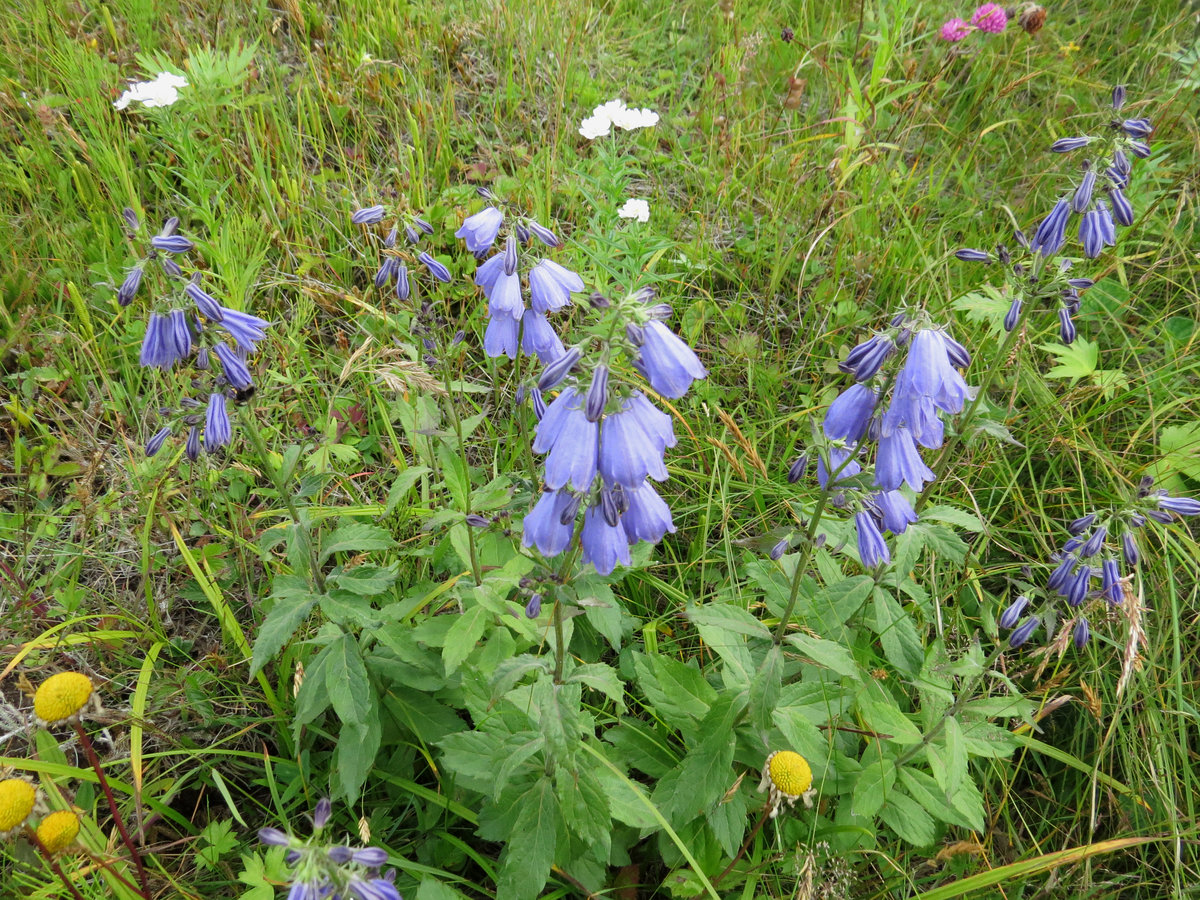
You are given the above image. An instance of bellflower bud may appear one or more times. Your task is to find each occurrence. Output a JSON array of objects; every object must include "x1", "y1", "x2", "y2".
[
  {"x1": 1111, "y1": 84, "x2": 1126, "y2": 110},
  {"x1": 351, "y1": 205, "x2": 386, "y2": 225},
  {"x1": 1008, "y1": 616, "x2": 1040, "y2": 648},
  {"x1": 954, "y1": 248, "x2": 991, "y2": 263},
  {"x1": 1050, "y1": 137, "x2": 1091, "y2": 153},
  {"x1": 1071, "y1": 169, "x2": 1097, "y2": 213},
  {"x1": 584, "y1": 365, "x2": 609, "y2": 422},
  {"x1": 1073, "y1": 617, "x2": 1090, "y2": 649},
  {"x1": 536, "y1": 346, "x2": 582, "y2": 391},
  {"x1": 999, "y1": 595, "x2": 1030, "y2": 630}
]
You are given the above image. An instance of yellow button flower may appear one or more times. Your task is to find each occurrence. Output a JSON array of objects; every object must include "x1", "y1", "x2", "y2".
[
  {"x1": 37, "y1": 810, "x2": 81, "y2": 854},
  {"x1": 757, "y1": 750, "x2": 816, "y2": 817},
  {"x1": 33, "y1": 672, "x2": 94, "y2": 725},
  {"x1": 0, "y1": 778, "x2": 37, "y2": 836}
]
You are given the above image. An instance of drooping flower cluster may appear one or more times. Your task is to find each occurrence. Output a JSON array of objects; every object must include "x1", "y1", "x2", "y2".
[
  {"x1": 259, "y1": 799, "x2": 401, "y2": 900},
  {"x1": 455, "y1": 192, "x2": 584, "y2": 362},
  {"x1": 351, "y1": 204, "x2": 451, "y2": 300},
  {"x1": 522, "y1": 288, "x2": 706, "y2": 576},
  {"x1": 955, "y1": 87, "x2": 1152, "y2": 342},
  {"x1": 939, "y1": 3, "x2": 1008, "y2": 41},
  {"x1": 117, "y1": 209, "x2": 271, "y2": 460},
  {"x1": 1000, "y1": 476, "x2": 1200, "y2": 650},
  {"x1": 783, "y1": 313, "x2": 974, "y2": 570}
]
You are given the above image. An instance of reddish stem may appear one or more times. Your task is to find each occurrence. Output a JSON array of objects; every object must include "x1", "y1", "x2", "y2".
[
  {"x1": 73, "y1": 721, "x2": 152, "y2": 898},
  {"x1": 27, "y1": 829, "x2": 89, "y2": 900}
]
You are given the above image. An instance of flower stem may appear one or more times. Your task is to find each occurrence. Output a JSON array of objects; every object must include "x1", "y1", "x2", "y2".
[
  {"x1": 241, "y1": 411, "x2": 326, "y2": 592},
  {"x1": 689, "y1": 805, "x2": 772, "y2": 900},
  {"x1": 73, "y1": 722, "x2": 152, "y2": 898},
  {"x1": 772, "y1": 491, "x2": 832, "y2": 645},
  {"x1": 439, "y1": 357, "x2": 482, "y2": 585},
  {"x1": 27, "y1": 830, "x2": 90, "y2": 900}
]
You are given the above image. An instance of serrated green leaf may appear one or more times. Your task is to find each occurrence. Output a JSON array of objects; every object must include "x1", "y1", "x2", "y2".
[
  {"x1": 785, "y1": 633, "x2": 863, "y2": 681},
  {"x1": 920, "y1": 505, "x2": 984, "y2": 532},
  {"x1": 438, "y1": 444, "x2": 471, "y2": 510},
  {"x1": 294, "y1": 643, "x2": 334, "y2": 734},
  {"x1": 604, "y1": 719, "x2": 678, "y2": 778},
  {"x1": 442, "y1": 605, "x2": 489, "y2": 676},
  {"x1": 385, "y1": 465, "x2": 432, "y2": 516},
  {"x1": 851, "y1": 750, "x2": 895, "y2": 818},
  {"x1": 939, "y1": 717, "x2": 967, "y2": 796},
  {"x1": 250, "y1": 590, "x2": 317, "y2": 677},
  {"x1": 686, "y1": 603, "x2": 771, "y2": 639},
  {"x1": 878, "y1": 788, "x2": 938, "y2": 846},
  {"x1": 495, "y1": 777, "x2": 561, "y2": 900},
  {"x1": 334, "y1": 716, "x2": 381, "y2": 801},
  {"x1": 909, "y1": 520, "x2": 969, "y2": 564},
  {"x1": 897, "y1": 766, "x2": 976, "y2": 830},
  {"x1": 494, "y1": 732, "x2": 546, "y2": 800},
  {"x1": 633, "y1": 652, "x2": 718, "y2": 730},
  {"x1": 319, "y1": 590, "x2": 380, "y2": 627},
  {"x1": 748, "y1": 646, "x2": 783, "y2": 733},
  {"x1": 328, "y1": 562, "x2": 400, "y2": 596},
  {"x1": 656, "y1": 696, "x2": 743, "y2": 825},
  {"x1": 566, "y1": 663, "x2": 626, "y2": 710},
  {"x1": 325, "y1": 634, "x2": 371, "y2": 725},
  {"x1": 556, "y1": 767, "x2": 611, "y2": 854},
  {"x1": 415, "y1": 878, "x2": 469, "y2": 900},
  {"x1": 1040, "y1": 337, "x2": 1098, "y2": 380},
  {"x1": 872, "y1": 588, "x2": 924, "y2": 677},
  {"x1": 857, "y1": 694, "x2": 922, "y2": 746},
  {"x1": 807, "y1": 575, "x2": 875, "y2": 630},
  {"x1": 437, "y1": 730, "x2": 506, "y2": 792},
  {"x1": 318, "y1": 523, "x2": 397, "y2": 564}
]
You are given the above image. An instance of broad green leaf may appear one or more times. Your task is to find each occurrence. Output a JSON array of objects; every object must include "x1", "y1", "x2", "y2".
[
  {"x1": 566, "y1": 663, "x2": 626, "y2": 710},
  {"x1": 807, "y1": 575, "x2": 875, "y2": 630},
  {"x1": 706, "y1": 781, "x2": 749, "y2": 858},
  {"x1": 442, "y1": 605, "x2": 489, "y2": 676},
  {"x1": 909, "y1": 521, "x2": 969, "y2": 564},
  {"x1": 656, "y1": 695, "x2": 743, "y2": 826},
  {"x1": 772, "y1": 707, "x2": 828, "y2": 771},
  {"x1": 633, "y1": 652, "x2": 718, "y2": 731},
  {"x1": 958, "y1": 720, "x2": 1020, "y2": 758},
  {"x1": 293, "y1": 643, "x2": 334, "y2": 733},
  {"x1": 748, "y1": 646, "x2": 783, "y2": 733},
  {"x1": 415, "y1": 878, "x2": 469, "y2": 900},
  {"x1": 593, "y1": 765, "x2": 659, "y2": 829},
  {"x1": 495, "y1": 776, "x2": 561, "y2": 900},
  {"x1": 604, "y1": 719, "x2": 679, "y2": 778},
  {"x1": 897, "y1": 766, "x2": 977, "y2": 830},
  {"x1": 872, "y1": 588, "x2": 924, "y2": 677},
  {"x1": 556, "y1": 767, "x2": 611, "y2": 854},
  {"x1": 494, "y1": 732, "x2": 547, "y2": 800},
  {"x1": 938, "y1": 718, "x2": 967, "y2": 797},
  {"x1": 776, "y1": 681, "x2": 855, "y2": 725},
  {"x1": 437, "y1": 730, "x2": 507, "y2": 791},
  {"x1": 920, "y1": 505, "x2": 984, "y2": 532},
  {"x1": 851, "y1": 750, "x2": 894, "y2": 818},
  {"x1": 320, "y1": 591, "x2": 380, "y2": 628},
  {"x1": 785, "y1": 633, "x2": 863, "y2": 682},
  {"x1": 438, "y1": 444, "x2": 470, "y2": 510},
  {"x1": 333, "y1": 716, "x2": 381, "y2": 801},
  {"x1": 318, "y1": 523, "x2": 396, "y2": 564},
  {"x1": 325, "y1": 634, "x2": 371, "y2": 725},
  {"x1": 250, "y1": 589, "x2": 317, "y2": 677},
  {"x1": 384, "y1": 465, "x2": 432, "y2": 516},
  {"x1": 879, "y1": 788, "x2": 938, "y2": 847},
  {"x1": 686, "y1": 603, "x2": 771, "y2": 639},
  {"x1": 328, "y1": 562, "x2": 400, "y2": 596},
  {"x1": 856, "y1": 694, "x2": 922, "y2": 746}
]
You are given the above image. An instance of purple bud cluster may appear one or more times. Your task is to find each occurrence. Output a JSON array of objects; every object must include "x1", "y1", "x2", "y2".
[
  {"x1": 522, "y1": 287, "x2": 706, "y2": 575},
  {"x1": 352, "y1": 204, "x2": 445, "y2": 303},
  {"x1": 116, "y1": 208, "x2": 269, "y2": 460},
  {"x1": 800, "y1": 314, "x2": 974, "y2": 570},
  {"x1": 955, "y1": 87, "x2": 1153, "y2": 343},
  {"x1": 454, "y1": 197, "x2": 583, "y2": 362},
  {"x1": 1001, "y1": 476, "x2": 1200, "y2": 651},
  {"x1": 258, "y1": 799, "x2": 401, "y2": 900}
]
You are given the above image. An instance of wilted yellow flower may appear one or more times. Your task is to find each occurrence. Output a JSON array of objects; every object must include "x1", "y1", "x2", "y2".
[
  {"x1": 757, "y1": 750, "x2": 816, "y2": 817},
  {"x1": 33, "y1": 672, "x2": 94, "y2": 725},
  {"x1": 0, "y1": 779, "x2": 37, "y2": 837},
  {"x1": 36, "y1": 810, "x2": 81, "y2": 854}
]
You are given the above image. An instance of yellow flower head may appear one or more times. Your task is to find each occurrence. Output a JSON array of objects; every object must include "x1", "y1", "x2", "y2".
[
  {"x1": 37, "y1": 810, "x2": 81, "y2": 854},
  {"x1": 0, "y1": 779, "x2": 38, "y2": 836},
  {"x1": 34, "y1": 672, "x2": 94, "y2": 725},
  {"x1": 757, "y1": 750, "x2": 816, "y2": 817}
]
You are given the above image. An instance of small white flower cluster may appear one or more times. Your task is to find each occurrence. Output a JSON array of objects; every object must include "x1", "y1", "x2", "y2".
[
  {"x1": 617, "y1": 198, "x2": 650, "y2": 222},
  {"x1": 578, "y1": 98, "x2": 659, "y2": 140},
  {"x1": 114, "y1": 72, "x2": 188, "y2": 111}
]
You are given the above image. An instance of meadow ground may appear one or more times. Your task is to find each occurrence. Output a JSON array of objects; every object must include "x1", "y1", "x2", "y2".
[{"x1": 2, "y1": 0, "x2": 1200, "y2": 898}]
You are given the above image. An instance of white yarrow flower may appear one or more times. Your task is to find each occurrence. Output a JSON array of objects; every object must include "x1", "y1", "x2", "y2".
[
  {"x1": 617, "y1": 199, "x2": 650, "y2": 222},
  {"x1": 114, "y1": 72, "x2": 188, "y2": 111},
  {"x1": 578, "y1": 98, "x2": 659, "y2": 140}
]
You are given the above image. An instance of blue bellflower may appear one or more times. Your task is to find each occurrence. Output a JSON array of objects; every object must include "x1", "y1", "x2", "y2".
[
  {"x1": 528, "y1": 260, "x2": 584, "y2": 313},
  {"x1": 581, "y1": 505, "x2": 631, "y2": 575},
  {"x1": 622, "y1": 482, "x2": 676, "y2": 543},
  {"x1": 598, "y1": 402, "x2": 670, "y2": 487},
  {"x1": 823, "y1": 383, "x2": 877, "y2": 444},
  {"x1": 854, "y1": 510, "x2": 890, "y2": 568},
  {"x1": 532, "y1": 388, "x2": 598, "y2": 490},
  {"x1": 455, "y1": 207, "x2": 504, "y2": 253},
  {"x1": 522, "y1": 489, "x2": 577, "y2": 555},
  {"x1": 637, "y1": 321, "x2": 707, "y2": 398},
  {"x1": 206, "y1": 393, "x2": 232, "y2": 448}
]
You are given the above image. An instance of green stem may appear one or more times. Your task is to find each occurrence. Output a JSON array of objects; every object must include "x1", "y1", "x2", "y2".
[
  {"x1": 439, "y1": 358, "x2": 482, "y2": 585},
  {"x1": 550, "y1": 536, "x2": 584, "y2": 684},
  {"x1": 772, "y1": 491, "x2": 832, "y2": 645},
  {"x1": 242, "y1": 411, "x2": 326, "y2": 592},
  {"x1": 891, "y1": 643, "x2": 1007, "y2": 770}
]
